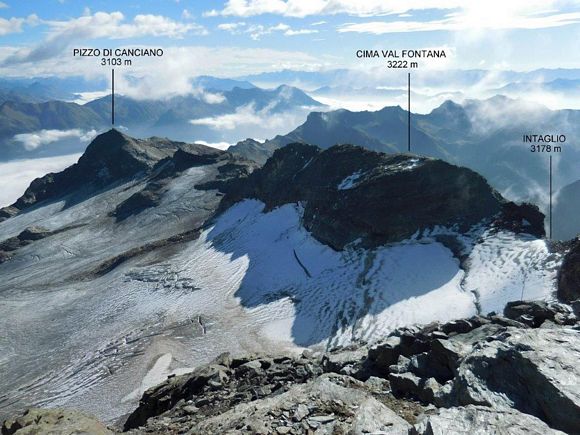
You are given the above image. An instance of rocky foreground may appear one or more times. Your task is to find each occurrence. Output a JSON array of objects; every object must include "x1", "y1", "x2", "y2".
[{"x1": 3, "y1": 300, "x2": 579, "y2": 434}]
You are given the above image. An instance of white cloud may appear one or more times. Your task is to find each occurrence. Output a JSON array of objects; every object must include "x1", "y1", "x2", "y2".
[
  {"x1": 218, "y1": 21, "x2": 318, "y2": 39},
  {"x1": 71, "y1": 91, "x2": 110, "y2": 105},
  {"x1": 190, "y1": 104, "x2": 264, "y2": 130},
  {"x1": 206, "y1": 0, "x2": 463, "y2": 18},
  {"x1": 0, "y1": 45, "x2": 332, "y2": 99},
  {"x1": 338, "y1": 1, "x2": 580, "y2": 34},
  {"x1": 0, "y1": 2, "x2": 9, "y2": 9},
  {"x1": 338, "y1": 12, "x2": 580, "y2": 34},
  {"x1": 193, "y1": 87, "x2": 226, "y2": 104},
  {"x1": 0, "y1": 154, "x2": 82, "y2": 207},
  {"x1": 46, "y1": 12, "x2": 207, "y2": 39},
  {"x1": 13, "y1": 129, "x2": 97, "y2": 151},
  {"x1": 284, "y1": 28, "x2": 318, "y2": 35},
  {"x1": 208, "y1": 0, "x2": 580, "y2": 33},
  {"x1": 189, "y1": 101, "x2": 315, "y2": 131},
  {"x1": 2, "y1": 12, "x2": 207, "y2": 65},
  {"x1": 218, "y1": 22, "x2": 246, "y2": 32},
  {"x1": 0, "y1": 14, "x2": 38, "y2": 36}
]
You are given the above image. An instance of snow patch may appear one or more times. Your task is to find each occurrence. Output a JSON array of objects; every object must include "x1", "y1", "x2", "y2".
[
  {"x1": 464, "y1": 231, "x2": 559, "y2": 314},
  {"x1": 193, "y1": 200, "x2": 476, "y2": 348},
  {"x1": 337, "y1": 170, "x2": 363, "y2": 190}
]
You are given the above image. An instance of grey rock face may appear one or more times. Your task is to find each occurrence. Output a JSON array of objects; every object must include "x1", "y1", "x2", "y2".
[
  {"x1": 229, "y1": 138, "x2": 280, "y2": 165},
  {"x1": 1, "y1": 408, "x2": 113, "y2": 434},
  {"x1": 412, "y1": 405, "x2": 566, "y2": 435},
  {"x1": 360, "y1": 303, "x2": 579, "y2": 433},
  {"x1": 193, "y1": 375, "x2": 412, "y2": 435},
  {"x1": 451, "y1": 327, "x2": 580, "y2": 433},
  {"x1": 123, "y1": 353, "x2": 324, "y2": 431}
]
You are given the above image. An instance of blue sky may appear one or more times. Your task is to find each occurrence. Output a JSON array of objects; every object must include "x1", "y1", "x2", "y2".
[{"x1": 1, "y1": 0, "x2": 580, "y2": 83}]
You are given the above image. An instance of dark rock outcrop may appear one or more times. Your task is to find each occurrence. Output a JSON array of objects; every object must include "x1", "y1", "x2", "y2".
[
  {"x1": 0, "y1": 226, "x2": 51, "y2": 264},
  {"x1": 503, "y1": 300, "x2": 575, "y2": 327},
  {"x1": 220, "y1": 143, "x2": 508, "y2": 249},
  {"x1": 558, "y1": 239, "x2": 580, "y2": 303},
  {"x1": 124, "y1": 352, "x2": 325, "y2": 431},
  {"x1": 495, "y1": 201, "x2": 546, "y2": 238},
  {"x1": 111, "y1": 143, "x2": 256, "y2": 221}
]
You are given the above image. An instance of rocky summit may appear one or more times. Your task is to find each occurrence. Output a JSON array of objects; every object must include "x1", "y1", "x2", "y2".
[
  {"x1": 219, "y1": 143, "x2": 517, "y2": 249},
  {"x1": 0, "y1": 129, "x2": 235, "y2": 222}
]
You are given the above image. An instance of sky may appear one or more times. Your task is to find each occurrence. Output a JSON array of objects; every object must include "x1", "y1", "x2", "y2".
[
  {"x1": 1, "y1": 0, "x2": 580, "y2": 83},
  {"x1": 2, "y1": 1, "x2": 580, "y2": 206}
]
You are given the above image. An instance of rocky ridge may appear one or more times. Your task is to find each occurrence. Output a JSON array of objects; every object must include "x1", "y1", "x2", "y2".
[
  {"x1": 0, "y1": 129, "x2": 255, "y2": 222},
  {"x1": 4, "y1": 300, "x2": 576, "y2": 434},
  {"x1": 217, "y1": 143, "x2": 543, "y2": 249},
  {"x1": 122, "y1": 300, "x2": 578, "y2": 434}
]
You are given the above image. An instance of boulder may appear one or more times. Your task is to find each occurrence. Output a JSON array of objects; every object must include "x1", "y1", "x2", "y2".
[
  {"x1": 451, "y1": 327, "x2": 580, "y2": 433},
  {"x1": 503, "y1": 301, "x2": 576, "y2": 327},
  {"x1": 321, "y1": 346, "x2": 368, "y2": 378},
  {"x1": 412, "y1": 405, "x2": 566, "y2": 435},
  {"x1": 367, "y1": 336, "x2": 402, "y2": 374},
  {"x1": 389, "y1": 372, "x2": 422, "y2": 398},
  {"x1": 1, "y1": 408, "x2": 113, "y2": 435}
]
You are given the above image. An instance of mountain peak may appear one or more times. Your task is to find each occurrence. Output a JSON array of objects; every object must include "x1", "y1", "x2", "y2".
[
  {"x1": 3, "y1": 132, "x2": 187, "y2": 216},
  {"x1": 79, "y1": 128, "x2": 141, "y2": 169},
  {"x1": 223, "y1": 143, "x2": 504, "y2": 249},
  {"x1": 85, "y1": 128, "x2": 131, "y2": 151},
  {"x1": 104, "y1": 127, "x2": 129, "y2": 139}
]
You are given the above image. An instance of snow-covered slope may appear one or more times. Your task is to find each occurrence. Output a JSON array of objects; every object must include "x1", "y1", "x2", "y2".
[
  {"x1": 1, "y1": 192, "x2": 559, "y2": 423},
  {"x1": 188, "y1": 200, "x2": 559, "y2": 348},
  {"x1": 0, "y1": 134, "x2": 564, "y2": 425}
]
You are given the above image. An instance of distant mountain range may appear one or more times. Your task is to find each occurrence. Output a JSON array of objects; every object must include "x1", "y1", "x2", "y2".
[
  {"x1": 0, "y1": 83, "x2": 322, "y2": 160},
  {"x1": 239, "y1": 68, "x2": 580, "y2": 90},
  {"x1": 230, "y1": 96, "x2": 580, "y2": 234},
  {"x1": 0, "y1": 77, "x2": 108, "y2": 104},
  {"x1": 0, "y1": 76, "x2": 255, "y2": 104}
]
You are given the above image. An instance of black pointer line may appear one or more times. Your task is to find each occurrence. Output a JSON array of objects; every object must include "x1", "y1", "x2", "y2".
[
  {"x1": 408, "y1": 72, "x2": 411, "y2": 153},
  {"x1": 549, "y1": 155, "x2": 553, "y2": 240},
  {"x1": 112, "y1": 68, "x2": 115, "y2": 126}
]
